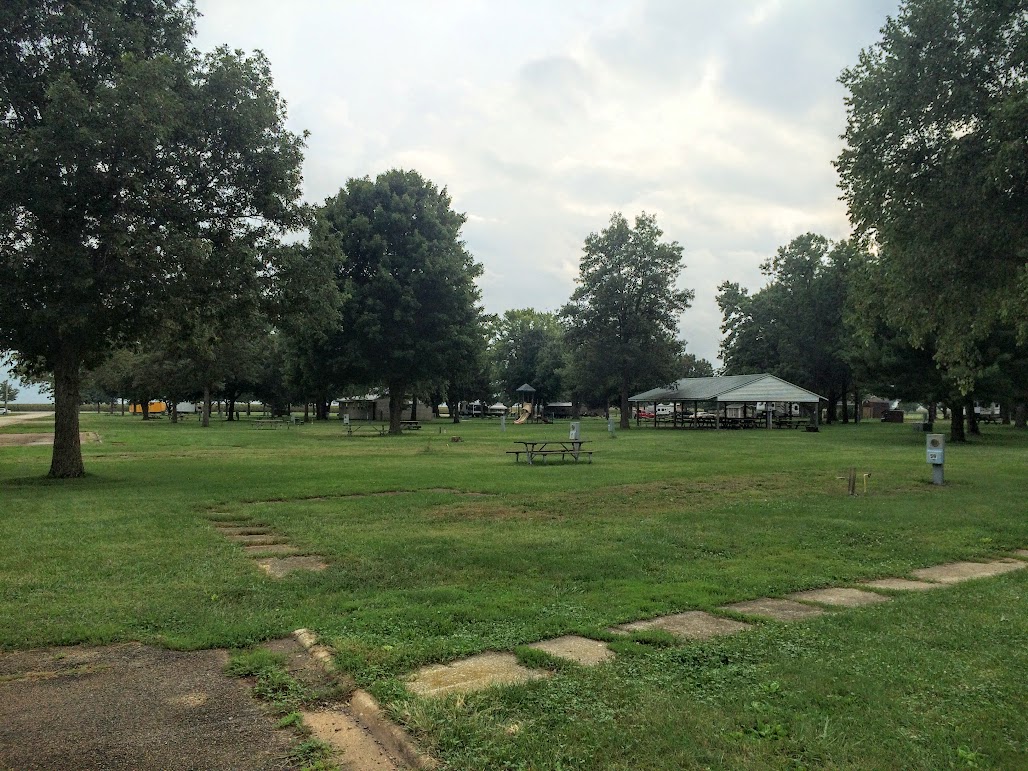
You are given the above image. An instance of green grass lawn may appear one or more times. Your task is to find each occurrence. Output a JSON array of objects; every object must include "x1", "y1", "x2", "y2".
[{"x1": 2, "y1": 414, "x2": 1026, "y2": 769}]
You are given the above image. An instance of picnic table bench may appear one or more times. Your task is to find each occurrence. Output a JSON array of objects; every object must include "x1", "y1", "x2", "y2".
[
  {"x1": 346, "y1": 423, "x2": 388, "y2": 436},
  {"x1": 507, "y1": 440, "x2": 593, "y2": 464},
  {"x1": 774, "y1": 415, "x2": 808, "y2": 429},
  {"x1": 401, "y1": 420, "x2": 422, "y2": 431}
]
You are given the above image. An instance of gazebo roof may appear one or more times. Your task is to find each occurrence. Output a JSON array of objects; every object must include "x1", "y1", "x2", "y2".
[{"x1": 629, "y1": 374, "x2": 823, "y2": 404}]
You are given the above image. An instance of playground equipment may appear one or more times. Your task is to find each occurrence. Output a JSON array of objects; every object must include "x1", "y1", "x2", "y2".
[{"x1": 513, "y1": 402, "x2": 551, "y2": 424}]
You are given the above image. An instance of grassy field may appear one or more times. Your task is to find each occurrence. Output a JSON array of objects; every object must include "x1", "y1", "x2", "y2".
[{"x1": 2, "y1": 413, "x2": 1026, "y2": 769}]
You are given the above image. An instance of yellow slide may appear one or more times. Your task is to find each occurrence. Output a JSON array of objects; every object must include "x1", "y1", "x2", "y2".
[{"x1": 513, "y1": 404, "x2": 532, "y2": 424}]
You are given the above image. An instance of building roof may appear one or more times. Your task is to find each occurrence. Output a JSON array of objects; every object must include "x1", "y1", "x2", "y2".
[{"x1": 629, "y1": 374, "x2": 823, "y2": 404}]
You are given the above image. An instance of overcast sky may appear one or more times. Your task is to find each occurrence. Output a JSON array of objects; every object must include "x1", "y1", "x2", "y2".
[{"x1": 4, "y1": 0, "x2": 902, "y2": 402}]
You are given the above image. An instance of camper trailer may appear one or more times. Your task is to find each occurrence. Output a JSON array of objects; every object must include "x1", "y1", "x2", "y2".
[{"x1": 755, "y1": 402, "x2": 800, "y2": 417}]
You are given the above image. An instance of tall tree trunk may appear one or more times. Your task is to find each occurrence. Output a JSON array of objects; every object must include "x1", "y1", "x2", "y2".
[
  {"x1": 141, "y1": 401, "x2": 150, "y2": 421},
  {"x1": 226, "y1": 397, "x2": 236, "y2": 421},
  {"x1": 446, "y1": 385, "x2": 461, "y2": 424},
  {"x1": 202, "y1": 385, "x2": 212, "y2": 428},
  {"x1": 50, "y1": 352, "x2": 85, "y2": 478},
  {"x1": 1000, "y1": 402, "x2": 1010, "y2": 425},
  {"x1": 966, "y1": 399, "x2": 980, "y2": 436},
  {"x1": 410, "y1": 396, "x2": 418, "y2": 421},
  {"x1": 120, "y1": 397, "x2": 125, "y2": 416},
  {"x1": 928, "y1": 403, "x2": 937, "y2": 422},
  {"x1": 841, "y1": 387, "x2": 850, "y2": 424},
  {"x1": 826, "y1": 388, "x2": 837, "y2": 424},
  {"x1": 949, "y1": 402, "x2": 965, "y2": 442},
  {"x1": 388, "y1": 389, "x2": 404, "y2": 434},
  {"x1": 853, "y1": 385, "x2": 860, "y2": 424},
  {"x1": 171, "y1": 402, "x2": 179, "y2": 424},
  {"x1": 246, "y1": 401, "x2": 251, "y2": 417},
  {"x1": 1014, "y1": 402, "x2": 1027, "y2": 428},
  {"x1": 619, "y1": 377, "x2": 631, "y2": 429}
]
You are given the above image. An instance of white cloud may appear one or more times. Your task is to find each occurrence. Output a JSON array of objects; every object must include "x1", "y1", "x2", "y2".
[{"x1": 194, "y1": 0, "x2": 900, "y2": 366}]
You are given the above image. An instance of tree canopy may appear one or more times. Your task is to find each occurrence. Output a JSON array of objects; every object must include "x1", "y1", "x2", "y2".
[
  {"x1": 310, "y1": 169, "x2": 485, "y2": 434},
  {"x1": 0, "y1": 1, "x2": 306, "y2": 475},
  {"x1": 489, "y1": 309, "x2": 565, "y2": 405},
  {"x1": 561, "y1": 212, "x2": 693, "y2": 428},
  {"x1": 836, "y1": 0, "x2": 1028, "y2": 390},
  {"x1": 718, "y1": 234, "x2": 859, "y2": 420}
]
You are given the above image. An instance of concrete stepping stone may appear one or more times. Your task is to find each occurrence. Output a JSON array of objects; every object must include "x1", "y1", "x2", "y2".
[
  {"x1": 720, "y1": 598, "x2": 826, "y2": 621},
  {"x1": 243, "y1": 543, "x2": 300, "y2": 556},
  {"x1": 911, "y1": 559, "x2": 1026, "y2": 584},
  {"x1": 615, "y1": 611, "x2": 750, "y2": 640},
  {"x1": 788, "y1": 587, "x2": 890, "y2": 607},
  {"x1": 527, "y1": 636, "x2": 613, "y2": 666},
  {"x1": 218, "y1": 526, "x2": 273, "y2": 536},
  {"x1": 255, "y1": 555, "x2": 328, "y2": 578},
  {"x1": 300, "y1": 709, "x2": 400, "y2": 770},
  {"x1": 226, "y1": 533, "x2": 288, "y2": 546},
  {"x1": 859, "y1": 578, "x2": 942, "y2": 591},
  {"x1": 407, "y1": 652, "x2": 547, "y2": 697}
]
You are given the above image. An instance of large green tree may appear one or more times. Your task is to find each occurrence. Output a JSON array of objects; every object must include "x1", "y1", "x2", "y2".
[
  {"x1": 489, "y1": 309, "x2": 565, "y2": 405},
  {"x1": 561, "y1": 212, "x2": 693, "y2": 428},
  {"x1": 310, "y1": 169, "x2": 485, "y2": 434},
  {"x1": 718, "y1": 234, "x2": 859, "y2": 421},
  {"x1": 0, "y1": 1, "x2": 306, "y2": 476},
  {"x1": 836, "y1": 0, "x2": 1028, "y2": 392}
]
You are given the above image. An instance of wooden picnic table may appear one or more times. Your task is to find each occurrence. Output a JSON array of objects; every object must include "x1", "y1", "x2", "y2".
[
  {"x1": 401, "y1": 420, "x2": 422, "y2": 430},
  {"x1": 346, "y1": 423, "x2": 387, "y2": 436},
  {"x1": 507, "y1": 439, "x2": 593, "y2": 464}
]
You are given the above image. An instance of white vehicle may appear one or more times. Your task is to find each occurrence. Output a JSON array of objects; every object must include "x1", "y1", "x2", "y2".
[
  {"x1": 756, "y1": 402, "x2": 800, "y2": 417},
  {"x1": 0, "y1": 407, "x2": 7, "y2": 415}
]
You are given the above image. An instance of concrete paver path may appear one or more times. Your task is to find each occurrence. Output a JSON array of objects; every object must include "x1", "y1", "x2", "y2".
[
  {"x1": 911, "y1": 559, "x2": 1026, "y2": 584},
  {"x1": 860, "y1": 578, "x2": 942, "y2": 591},
  {"x1": 788, "y1": 587, "x2": 891, "y2": 607},
  {"x1": 407, "y1": 652, "x2": 547, "y2": 697},
  {"x1": 615, "y1": 611, "x2": 750, "y2": 640},
  {"x1": 720, "y1": 598, "x2": 827, "y2": 621},
  {"x1": 528, "y1": 635, "x2": 614, "y2": 665}
]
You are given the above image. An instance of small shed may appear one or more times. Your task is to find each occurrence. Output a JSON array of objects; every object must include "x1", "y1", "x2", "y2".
[{"x1": 862, "y1": 396, "x2": 891, "y2": 420}]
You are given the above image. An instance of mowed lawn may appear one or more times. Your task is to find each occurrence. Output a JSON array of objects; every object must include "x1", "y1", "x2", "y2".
[{"x1": 2, "y1": 413, "x2": 1026, "y2": 769}]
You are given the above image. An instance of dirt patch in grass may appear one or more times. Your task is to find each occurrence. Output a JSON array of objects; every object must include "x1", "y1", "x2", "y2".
[
  {"x1": 0, "y1": 643, "x2": 295, "y2": 770},
  {"x1": 430, "y1": 502, "x2": 553, "y2": 522},
  {"x1": 245, "y1": 487, "x2": 493, "y2": 506},
  {"x1": 0, "y1": 431, "x2": 100, "y2": 447}
]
